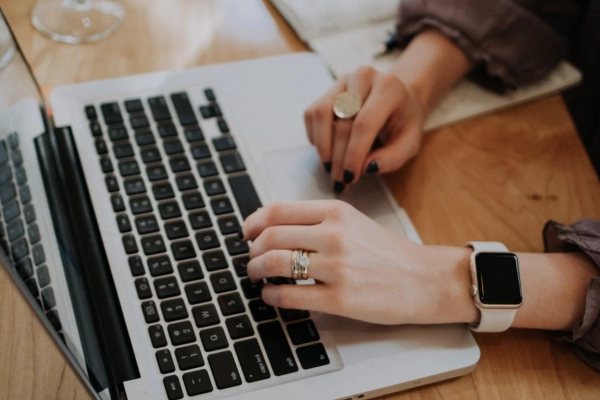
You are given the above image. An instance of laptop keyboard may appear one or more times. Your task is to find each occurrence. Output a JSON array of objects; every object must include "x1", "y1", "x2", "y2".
[
  {"x1": 86, "y1": 89, "x2": 330, "y2": 398},
  {"x1": 0, "y1": 133, "x2": 63, "y2": 334}
]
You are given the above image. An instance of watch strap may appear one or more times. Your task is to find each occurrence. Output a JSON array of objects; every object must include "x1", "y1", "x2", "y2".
[{"x1": 467, "y1": 241, "x2": 508, "y2": 252}]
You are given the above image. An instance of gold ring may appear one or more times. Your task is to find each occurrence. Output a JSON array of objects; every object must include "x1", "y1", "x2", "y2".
[
  {"x1": 298, "y1": 250, "x2": 310, "y2": 281},
  {"x1": 333, "y1": 91, "x2": 362, "y2": 119},
  {"x1": 291, "y1": 250, "x2": 300, "y2": 280}
]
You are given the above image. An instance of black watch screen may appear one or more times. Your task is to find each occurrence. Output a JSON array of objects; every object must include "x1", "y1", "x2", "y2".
[{"x1": 475, "y1": 252, "x2": 522, "y2": 305}]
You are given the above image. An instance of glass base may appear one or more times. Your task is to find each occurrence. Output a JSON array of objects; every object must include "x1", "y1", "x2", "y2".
[{"x1": 32, "y1": 0, "x2": 125, "y2": 44}]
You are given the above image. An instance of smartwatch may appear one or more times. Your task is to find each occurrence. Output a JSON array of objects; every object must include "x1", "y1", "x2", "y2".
[{"x1": 466, "y1": 241, "x2": 522, "y2": 332}]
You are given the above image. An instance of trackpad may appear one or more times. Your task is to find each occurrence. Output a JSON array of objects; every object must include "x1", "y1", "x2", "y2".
[{"x1": 260, "y1": 146, "x2": 411, "y2": 236}]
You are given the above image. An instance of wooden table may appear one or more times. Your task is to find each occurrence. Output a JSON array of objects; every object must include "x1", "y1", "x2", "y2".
[{"x1": 1, "y1": 1, "x2": 599, "y2": 399}]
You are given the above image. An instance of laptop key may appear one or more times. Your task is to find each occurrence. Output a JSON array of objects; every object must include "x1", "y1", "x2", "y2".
[
  {"x1": 25, "y1": 277, "x2": 39, "y2": 297},
  {"x1": 186, "y1": 282, "x2": 212, "y2": 305},
  {"x1": 15, "y1": 258, "x2": 33, "y2": 279},
  {"x1": 130, "y1": 115, "x2": 150, "y2": 130},
  {"x1": 155, "y1": 277, "x2": 181, "y2": 300},
  {"x1": 7, "y1": 219, "x2": 24, "y2": 242},
  {"x1": 171, "y1": 92, "x2": 198, "y2": 126},
  {"x1": 113, "y1": 143, "x2": 134, "y2": 158},
  {"x1": 125, "y1": 99, "x2": 144, "y2": 113},
  {"x1": 0, "y1": 182, "x2": 16, "y2": 204},
  {"x1": 100, "y1": 102, "x2": 123, "y2": 125},
  {"x1": 11, "y1": 238, "x2": 28, "y2": 263},
  {"x1": 15, "y1": 166, "x2": 26, "y2": 185},
  {"x1": 234, "y1": 338, "x2": 271, "y2": 382},
  {"x1": 128, "y1": 255, "x2": 145, "y2": 276},
  {"x1": 218, "y1": 216, "x2": 240, "y2": 235},
  {"x1": 257, "y1": 321, "x2": 299, "y2": 376},
  {"x1": 200, "y1": 326, "x2": 228, "y2": 352},
  {"x1": 142, "y1": 300, "x2": 160, "y2": 323},
  {"x1": 11, "y1": 149, "x2": 23, "y2": 166},
  {"x1": 168, "y1": 321, "x2": 196, "y2": 346},
  {"x1": 3, "y1": 201, "x2": 20, "y2": 223},
  {"x1": 95, "y1": 139, "x2": 108, "y2": 155},
  {"x1": 135, "y1": 277, "x2": 152, "y2": 299},
  {"x1": 208, "y1": 351, "x2": 242, "y2": 389},
  {"x1": 147, "y1": 255, "x2": 173, "y2": 277},
  {"x1": 171, "y1": 240, "x2": 196, "y2": 261},
  {"x1": 175, "y1": 174, "x2": 197, "y2": 191},
  {"x1": 141, "y1": 147, "x2": 162, "y2": 163},
  {"x1": 212, "y1": 136, "x2": 236, "y2": 152},
  {"x1": 192, "y1": 303, "x2": 219, "y2": 327},
  {"x1": 152, "y1": 182, "x2": 175, "y2": 200},
  {"x1": 225, "y1": 236, "x2": 249, "y2": 256},
  {"x1": 41, "y1": 288, "x2": 56, "y2": 310},
  {"x1": 37, "y1": 265, "x2": 51, "y2": 288},
  {"x1": 19, "y1": 186, "x2": 31, "y2": 204},
  {"x1": 0, "y1": 167, "x2": 12, "y2": 185},
  {"x1": 232, "y1": 256, "x2": 249, "y2": 277},
  {"x1": 170, "y1": 157, "x2": 191, "y2": 173},
  {"x1": 130, "y1": 196, "x2": 153, "y2": 214},
  {"x1": 135, "y1": 130, "x2": 156, "y2": 146},
  {"x1": 176, "y1": 344, "x2": 204, "y2": 371},
  {"x1": 218, "y1": 292, "x2": 245, "y2": 316},
  {"x1": 226, "y1": 315, "x2": 254, "y2": 340},
  {"x1": 220, "y1": 153, "x2": 246, "y2": 173},
  {"x1": 229, "y1": 174, "x2": 262, "y2": 220},
  {"x1": 32, "y1": 244, "x2": 45, "y2": 265},
  {"x1": 249, "y1": 299, "x2": 277, "y2": 322},
  {"x1": 156, "y1": 349, "x2": 176, "y2": 374},
  {"x1": 158, "y1": 124, "x2": 178, "y2": 138},
  {"x1": 211, "y1": 197, "x2": 233, "y2": 215},
  {"x1": 183, "y1": 369, "x2": 213, "y2": 396},
  {"x1": 241, "y1": 278, "x2": 262, "y2": 299},
  {"x1": 203, "y1": 250, "x2": 227, "y2": 271},
  {"x1": 211, "y1": 104, "x2": 222, "y2": 117},
  {"x1": 279, "y1": 308, "x2": 310, "y2": 322},
  {"x1": 116, "y1": 214, "x2": 132, "y2": 233},
  {"x1": 161, "y1": 298, "x2": 188, "y2": 321},
  {"x1": 146, "y1": 164, "x2": 168, "y2": 181},
  {"x1": 204, "y1": 88, "x2": 216, "y2": 102},
  {"x1": 184, "y1": 127, "x2": 204, "y2": 143},
  {"x1": 197, "y1": 161, "x2": 218, "y2": 177},
  {"x1": 85, "y1": 105, "x2": 97, "y2": 120},
  {"x1": 287, "y1": 320, "x2": 319, "y2": 345},
  {"x1": 141, "y1": 234, "x2": 166, "y2": 255},
  {"x1": 195, "y1": 230, "x2": 219, "y2": 250},
  {"x1": 122, "y1": 234, "x2": 138, "y2": 254},
  {"x1": 23, "y1": 204, "x2": 36, "y2": 224},
  {"x1": 118, "y1": 160, "x2": 140, "y2": 177},
  {"x1": 210, "y1": 271, "x2": 236, "y2": 293},
  {"x1": 135, "y1": 215, "x2": 159, "y2": 235},
  {"x1": 0, "y1": 141, "x2": 6, "y2": 165},
  {"x1": 46, "y1": 310, "x2": 62, "y2": 331},
  {"x1": 158, "y1": 201, "x2": 182, "y2": 220},
  {"x1": 90, "y1": 122, "x2": 102, "y2": 136},
  {"x1": 100, "y1": 157, "x2": 114, "y2": 173},
  {"x1": 149, "y1": 325, "x2": 168, "y2": 348},
  {"x1": 191, "y1": 144, "x2": 211, "y2": 160},
  {"x1": 199, "y1": 106, "x2": 214, "y2": 119},
  {"x1": 217, "y1": 118, "x2": 230, "y2": 134},
  {"x1": 164, "y1": 140, "x2": 184, "y2": 155},
  {"x1": 177, "y1": 260, "x2": 203, "y2": 282},
  {"x1": 182, "y1": 191, "x2": 204, "y2": 210},
  {"x1": 165, "y1": 220, "x2": 188, "y2": 240},
  {"x1": 189, "y1": 211, "x2": 212, "y2": 230},
  {"x1": 108, "y1": 126, "x2": 128, "y2": 141},
  {"x1": 296, "y1": 343, "x2": 330, "y2": 369},
  {"x1": 148, "y1": 96, "x2": 172, "y2": 122}
]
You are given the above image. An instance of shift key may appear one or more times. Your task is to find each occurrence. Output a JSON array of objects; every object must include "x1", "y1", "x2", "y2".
[{"x1": 257, "y1": 321, "x2": 299, "y2": 376}]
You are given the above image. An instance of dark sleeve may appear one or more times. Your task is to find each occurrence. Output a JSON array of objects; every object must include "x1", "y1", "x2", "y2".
[
  {"x1": 396, "y1": 0, "x2": 581, "y2": 92},
  {"x1": 543, "y1": 219, "x2": 600, "y2": 372}
]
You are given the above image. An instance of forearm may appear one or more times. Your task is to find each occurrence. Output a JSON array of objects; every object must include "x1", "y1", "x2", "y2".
[{"x1": 390, "y1": 29, "x2": 473, "y2": 115}]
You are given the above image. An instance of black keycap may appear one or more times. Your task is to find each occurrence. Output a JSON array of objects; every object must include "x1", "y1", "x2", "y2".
[
  {"x1": 183, "y1": 369, "x2": 213, "y2": 396},
  {"x1": 14, "y1": 166, "x2": 26, "y2": 185},
  {"x1": 182, "y1": 191, "x2": 204, "y2": 210},
  {"x1": 95, "y1": 139, "x2": 108, "y2": 155},
  {"x1": 122, "y1": 235, "x2": 139, "y2": 254},
  {"x1": 11, "y1": 149, "x2": 23, "y2": 167},
  {"x1": 287, "y1": 320, "x2": 319, "y2": 345},
  {"x1": 204, "y1": 179, "x2": 225, "y2": 196},
  {"x1": 135, "y1": 215, "x2": 159, "y2": 235},
  {"x1": 125, "y1": 178, "x2": 146, "y2": 195},
  {"x1": 296, "y1": 343, "x2": 330, "y2": 369},
  {"x1": 178, "y1": 260, "x2": 203, "y2": 282},
  {"x1": 211, "y1": 104, "x2": 222, "y2": 117},
  {"x1": 184, "y1": 127, "x2": 204, "y2": 143},
  {"x1": 15, "y1": 258, "x2": 33, "y2": 279},
  {"x1": 257, "y1": 321, "x2": 299, "y2": 376},
  {"x1": 218, "y1": 119, "x2": 230, "y2": 133},
  {"x1": 164, "y1": 140, "x2": 184, "y2": 156},
  {"x1": 199, "y1": 106, "x2": 213, "y2": 119},
  {"x1": 163, "y1": 376, "x2": 183, "y2": 400},
  {"x1": 25, "y1": 277, "x2": 39, "y2": 297},
  {"x1": 218, "y1": 292, "x2": 245, "y2": 316},
  {"x1": 11, "y1": 238, "x2": 28, "y2": 263},
  {"x1": 159, "y1": 201, "x2": 181, "y2": 220},
  {"x1": 149, "y1": 325, "x2": 168, "y2": 348},
  {"x1": 241, "y1": 278, "x2": 262, "y2": 299},
  {"x1": 7, "y1": 133, "x2": 18, "y2": 149},
  {"x1": 125, "y1": 99, "x2": 144, "y2": 113},
  {"x1": 169, "y1": 157, "x2": 191, "y2": 173},
  {"x1": 0, "y1": 182, "x2": 16, "y2": 204},
  {"x1": 192, "y1": 303, "x2": 219, "y2": 327},
  {"x1": 8, "y1": 219, "x2": 25, "y2": 242},
  {"x1": 249, "y1": 299, "x2": 277, "y2": 322},
  {"x1": 116, "y1": 214, "x2": 132, "y2": 233},
  {"x1": 141, "y1": 147, "x2": 162, "y2": 163},
  {"x1": 85, "y1": 105, "x2": 97, "y2": 120},
  {"x1": 3, "y1": 201, "x2": 20, "y2": 223},
  {"x1": 279, "y1": 308, "x2": 310, "y2": 322},
  {"x1": 220, "y1": 153, "x2": 246, "y2": 174},
  {"x1": 203, "y1": 250, "x2": 228, "y2": 271},
  {"x1": 229, "y1": 174, "x2": 262, "y2": 220},
  {"x1": 27, "y1": 224, "x2": 39, "y2": 246},
  {"x1": 175, "y1": 174, "x2": 197, "y2": 191},
  {"x1": 195, "y1": 230, "x2": 219, "y2": 250},
  {"x1": 135, "y1": 130, "x2": 156, "y2": 146},
  {"x1": 210, "y1": 271, "x2": 236, "y2": 293},
  {"x1": 135, "y1": 277, "x2": 152, "y2": 299},
  {"x1": 200, "y1": 326, "x2": 228, "y2": 352},
  {"x1": 141, "y1": 234, "x2": 166, "y2": 255},
  {"x1": 0, "y1": 167, "x2": 12, "y2": 185},
  {"x1": 23, "y1": 204, "x2": 36, "y2": 224},
  {"x1": 0, "y1": 141, "x2": 7, "y2": 165},
  {"x1": 130, "y1": 196, "x2": 153, "y2": 214},
  {"x1": 46, "y1": 310, "x2": 62, "y2": 331},
  {"x1": 129, "y1": 255, "x2": 145, "y2": 276},
  {"x1": 147, "y1": 255, "x2": 173, "y2": 277},
  {"x1": 152, "y1": 182, "x2": 175, "y2": 200},
  {"x1": 146, "y1": 164, "x2": 168, "y2": 181},
  {"x1": 108, "y1": 126, "x2": 128, "y2": 141},
  {"x1": 218, "y1": 216, "x2": 240, "y2": 235},
  {"x1": 204, "y1": 88, "x2": 216, "y2": 102},
  {"x1": 197, "y1": 161, "x2": 218, "y2": 177},
  {"x1": 155, "y1": 276, "x2": 181, "y2": 299},
  {"x1": 32, "y1": 244, "x2": 45, "y2": 265},
  {"x1": 165, "y1": 220, "x2": 188, "y2": 240},
  {"x1": 234, "y1": 338, "x2": 271, "y2": 382},
  {"x1": 225, "y1": 236, "x2": 249, "y2": 256},
  {"x1": 186, "y1": 282, "x2": 212, "y2": 305},
  {"x1": 168, "y1": 321, "x2": 196, "y2": 346},
  {"x1": 208, "y1": 351, "x2": 242, "y2": 389},
  {"x1": 189, "y1": 211, "x2": 211, "y2": 230},
  {"x1": 100, "y1": 157, "x2": 114, "y2": 173},
  {"x1": 130, "y1": 115, "x2": 150, "y2": 130},
  {"x1": 90, "y1": 122, "x2": 102, "y2": 137},
  {"x1": 191, "y1": 144, "x2": 211, "y2": 160},
  {"x1": 211, "y1": 197, "x2": 233, "y2": 215},
  {"x1": 19, "y1": 186, "x2": 31, "y2": 204},
  {"x1": 160, "y1": 298, "x2": 188, "y2": 321},
  {"x1": 212, "y1": 136, "x2": 236, "y2": 152},
  {"x1": 105, "y1": 176, "x2": 119, "y2": 193},
  {"x1": 171, "y1": 92, "x2": 198, "y2": 126},
  {"x1": 176, "y1": 344, "x2": 204, "y2": 371},
  {"x1": 158, "y1": 124, "x2": 178, "y2": 138},
  {"x1": 156, "y1": 349, "x2": 176, "y2": 374},
  {"x1": 110, "y1": 195, "x2": 126, "y2": 212},
  {"x1": 171, "y1": 240, "x2": 196, "y2": 261},
  {"x1": 118, "y1": 160, "x2": 140, "y2": 177},
  {"x1": 100, "y1": 102, "x2": 123, "y2": 125},
  {"x1": 226, "y1": 315, "x2": 254, "y2": 340},
  {"x1": 41, "y1": 288, "x2": 56, "y2": 310},
  {"x1": 141, "y1": 300, "x2": 160, "y2": 323},
  {"x1": 148, "y1": 96, "x2": 172, "y2": 122},
  {"x1": 37, "y1": 265, "x2": 51, "y2": 288},
  {"x1": 113, "y1": 143, "x2": 134, "y2": 158}
]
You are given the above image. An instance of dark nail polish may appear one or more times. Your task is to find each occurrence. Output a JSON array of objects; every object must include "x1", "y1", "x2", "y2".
[
  {"x1": 323, "y1": 162, "x2": 332, "y2": 173},
  {"x1": 366, "y1": 160, "x2": 379, "y2": 174},
  {"x1": 333, "y1": 181, "x2": 345, "y2": 193},
  {"x1": 343, "y1": 169, "x2": 354, "y2": 184},
  {"x1": 238, "y1": 228, "x2": 244, "y2": 240}
]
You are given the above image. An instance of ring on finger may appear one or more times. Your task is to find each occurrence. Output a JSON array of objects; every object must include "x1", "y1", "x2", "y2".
[
  {"x1": 333, "y1": 91, "x2": 362, "y2": 119},
  {"x1": 291, "y1": 250, "x2": 301, "y2": 280}
]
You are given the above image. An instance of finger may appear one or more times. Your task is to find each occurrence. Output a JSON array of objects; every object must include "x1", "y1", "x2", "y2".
[
  {"x1": 304, "y1": 106, "x2": 314, "y2": 145},
  {"x1": 363, "y1": 126, "x2": 422, "y2": 174},
  {"x1": 249, "y1": 225, "x2": 324, "y2": 259},
  {"x1": 247, "y1": 250, "x2": 330, "y2": 282},
  {"x1": 330, "y1": 119, "x2": 352, "y2": 193},
  {"x1": 262, "y1": 284, "x2": 332, "y2": 313}
]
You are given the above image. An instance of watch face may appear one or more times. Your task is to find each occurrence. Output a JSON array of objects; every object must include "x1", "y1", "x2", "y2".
[{"x1": 475, "y1": 253, "x2": 522, "y2": 305}]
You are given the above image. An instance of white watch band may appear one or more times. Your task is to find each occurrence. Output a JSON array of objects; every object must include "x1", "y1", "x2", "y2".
[{"x1": 467, "y1": 241, "x2": 518, "y2": 333}]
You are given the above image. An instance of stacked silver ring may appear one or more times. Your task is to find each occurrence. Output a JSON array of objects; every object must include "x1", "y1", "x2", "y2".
[{"x1": 291, "y1": 250, "x2": 310, "y2": 281}]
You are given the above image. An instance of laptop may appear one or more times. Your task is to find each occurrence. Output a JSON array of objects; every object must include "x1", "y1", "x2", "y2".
[{"x1": 0, "y1": 9, "x2": 479, "y2": 400}]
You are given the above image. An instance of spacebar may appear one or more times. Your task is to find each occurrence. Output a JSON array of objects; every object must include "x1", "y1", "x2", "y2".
[{"x1": 228, "y1": 174, "x2": 262, "y2": 220}]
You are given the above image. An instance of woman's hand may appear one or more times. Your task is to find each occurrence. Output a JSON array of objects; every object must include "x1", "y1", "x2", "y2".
[
  {"x1": 304, "y1": 66, "x2": 425, "y2": 193},
  {"x1": 242, "y1": 200, "x2": 477, "y2": 325}
]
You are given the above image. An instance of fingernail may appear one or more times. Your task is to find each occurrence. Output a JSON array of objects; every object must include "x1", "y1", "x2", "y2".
[
  {"x1": 343, "y1": 169, "x2": 354, "y2": 184},
  {"x1": 366, "y1": 160, "x2": 379, "y2": 174},
  {"x1": 323, "y1": 162, "x2": 332, "y2": 173},
  {"x1": 333, "y1": 181, "x2": 345, "y2": 193},
  {"x1": 238, "y1": 228, "x2": 244, "y2": 240}
]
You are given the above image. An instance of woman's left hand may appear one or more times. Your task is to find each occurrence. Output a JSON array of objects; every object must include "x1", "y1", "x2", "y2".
[{"x1": 241, "y1": 200, "x2": 476, "y2": 325}]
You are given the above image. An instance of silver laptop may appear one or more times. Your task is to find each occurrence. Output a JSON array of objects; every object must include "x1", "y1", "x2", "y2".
[{"x1": 0, "y1": 9, "x2": 478, "y2": 400}]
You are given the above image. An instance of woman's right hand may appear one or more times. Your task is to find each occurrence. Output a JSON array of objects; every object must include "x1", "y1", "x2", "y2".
[{"x1": 303, "y1": 66, "x2": 426, "y2": 193}]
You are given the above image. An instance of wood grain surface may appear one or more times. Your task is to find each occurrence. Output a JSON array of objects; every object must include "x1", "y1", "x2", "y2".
[{"x1": 0, "y1": 1, "x2": 599, "y2": 399}]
